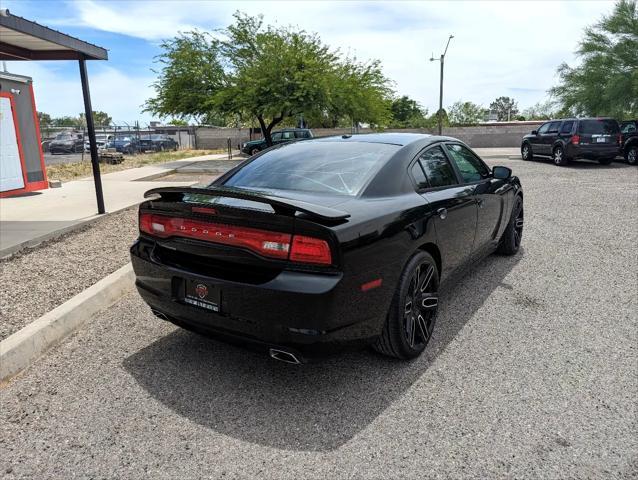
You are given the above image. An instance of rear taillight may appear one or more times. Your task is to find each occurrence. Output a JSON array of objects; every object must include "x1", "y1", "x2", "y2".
[
  {"x1": 139, "y1": 213, "x2": 332, "y2": 265},
  {"x1": 617, "y1": 134, "x2": 622, "y2": 144},
  {"x1": 570, "y1": 134, "x2": 580, "y2": 145},
  {"x1": 289, "y1": 235, "x2": 332, "y2": 265}
]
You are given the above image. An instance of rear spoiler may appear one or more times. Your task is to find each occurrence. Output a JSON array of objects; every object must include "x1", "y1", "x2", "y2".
[{"x1": 143, "y1": 186, "x2": 351, "y2": 223}]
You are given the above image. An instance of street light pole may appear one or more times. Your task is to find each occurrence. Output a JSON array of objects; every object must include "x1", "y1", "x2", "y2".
[{"x1": 430, "y1": 35, "x2": 454, "y2": 136}]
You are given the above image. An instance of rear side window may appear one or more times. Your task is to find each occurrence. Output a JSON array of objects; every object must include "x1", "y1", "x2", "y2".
[
  {"x1": 445, "y1": 144, "x2": 490, "y2": 183},
  {"x1": 411, "y1": 162, "x2": 428, "y2": 190},
  {"x1": 560, "y1": 121, "x2": 574, "y2": 134},
  {"x1": 621, "y1": 123, "x2": 636, "y2": 134},
  {"x1": 578, "y1": 119, "x2": 620, "y2": 134},
  {"x1": 295, "y1": 131, "x2": 310, "y2": 138},
  {"x1": 418, "y1": 146, "x2": 458, "y2": 188},
  {"x1": 223, "y1": 141, "x2": 399, "y2": 196},
  {"x1": 547, "y1": 122, "x2": 561, "y2": 133},
  {"x1": 281, "y1": 131, "x2": 296, "y2": 140}
]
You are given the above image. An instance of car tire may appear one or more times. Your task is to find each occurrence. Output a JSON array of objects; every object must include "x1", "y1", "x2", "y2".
[
  {"x1": 625, "y1": 145, "x2": 637, "y2": 165},
  {"x1": 521, "y1": 143, "x2": 533, "y2": 161},
  {"x1": 373, "y1": 251, "x2": 439, "y2": 360},
  {"x1": 496, "y1": 195, "x2": 524, "y2": 256},
  {"x1": 553, "y1": 145, "x2": 568, "y2": 166},
  {"x1": 598, "y1": 157, "x2": 613, "y2": 165},
  {"x1": 250, "y1": 147, "x2": 260, "y2": 156}
]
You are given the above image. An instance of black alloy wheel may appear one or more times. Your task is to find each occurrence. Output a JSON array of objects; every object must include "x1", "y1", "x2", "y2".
[
  {"x1": 250, "y1": 147, "x2": 260, "y2": 156},
  {"x1": 497, "y1": 195, "x2": 524, "y2": 255},
  {"x1": 626, "y1": 146, "x2": 637, "y2": 165},
  {"x1": 374, "y1": 251, "x2": 439, "y2": 359}
]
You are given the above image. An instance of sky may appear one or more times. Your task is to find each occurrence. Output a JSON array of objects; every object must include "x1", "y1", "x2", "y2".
[{"x1": 3, "y1": 0, "x2": 615, "y2": 126}]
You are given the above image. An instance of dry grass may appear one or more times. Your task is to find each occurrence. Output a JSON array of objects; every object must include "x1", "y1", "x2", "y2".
[{"x1": 47, "y1": 149, "x2": 225, "y2": 182}]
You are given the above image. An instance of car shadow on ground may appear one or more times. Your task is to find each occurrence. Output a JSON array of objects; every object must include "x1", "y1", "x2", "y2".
[
  {"x1": 527, "y1": 157, "x2": 632, "y2": 170},
  {"x1": 123, "y1": 250, "x2": 523, "y2": 452}
]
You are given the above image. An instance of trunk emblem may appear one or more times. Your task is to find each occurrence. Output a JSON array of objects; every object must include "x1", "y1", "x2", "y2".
[{"x1": 195, "y1": 284, "x2": 208, "y2": 299}]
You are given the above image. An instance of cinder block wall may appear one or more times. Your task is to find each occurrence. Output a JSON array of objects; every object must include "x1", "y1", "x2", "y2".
[{"x1": 194, "y1": 122, "x2": 543, "y2": 149}]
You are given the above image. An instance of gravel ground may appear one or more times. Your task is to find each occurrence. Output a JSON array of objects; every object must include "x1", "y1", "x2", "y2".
[
  {"x1": 1, "y1": 156, "x2": 637, "y2": 479},
  {"x1": 0, "y1": 207, "x2": 138, "y2": 341}
]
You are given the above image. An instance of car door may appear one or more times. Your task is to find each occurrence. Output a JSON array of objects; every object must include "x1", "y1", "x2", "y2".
[
  {"x1": 444, "y1": 143, "x2": 506, "y2": 250},
  {"x1": 541, "y1": 121, "x2": 561, "y2": 155},
  {"x1": 414, "y1": 145, "x2": 478, "y2": 275},
  {"x1": 529, "y1": 122, "x2": 547, "y2": 154}
]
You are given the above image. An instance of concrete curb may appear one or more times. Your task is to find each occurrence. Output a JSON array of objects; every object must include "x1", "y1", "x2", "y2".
[{"x1": 0, "y1": 263, "x2": 134, "y2": 384}]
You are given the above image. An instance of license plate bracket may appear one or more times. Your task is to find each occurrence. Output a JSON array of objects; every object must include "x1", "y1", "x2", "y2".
[{"x1": 181, "y1": 279, "x2": 220, "y2": 312}]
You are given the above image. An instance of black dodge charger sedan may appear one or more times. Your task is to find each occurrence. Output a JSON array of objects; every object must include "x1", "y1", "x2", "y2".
[{"x1": 131, "y1": 133, "x2": 523, "y2": 363}]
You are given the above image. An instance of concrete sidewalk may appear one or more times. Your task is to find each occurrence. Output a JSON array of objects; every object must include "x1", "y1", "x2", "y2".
[{"x1": 0, "y1": 153, "x2": 242, "y2": 257}]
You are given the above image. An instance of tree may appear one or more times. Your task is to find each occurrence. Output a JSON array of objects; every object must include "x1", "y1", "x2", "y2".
[
  {"x1": 79, "y1": 111, "x2": 112, "y2": 127},
  {"x1": 37, "y1": 112, "x2": 52, "y2": 126},
  {"x1": 168, "y1": 118, "x2": 189, "y2": 126},
  {"x1": 522, "y1": 100, "x2": 557, "y2": 120},
  {"x1": 145, "y1": 12, "x2": 392, "y2": 145},
  {"x1": 448, "y1": 101, "x2": 486, "y2": 125},
  {"x1": 489, "y1": 97, "x2": 519, "y2": 121},
  {"x1": 389, "y1": 96, "x2": 428, "y2": 127},
  {"x1": 550, "y1": 0, "x2": 638, "y2": 119},
  {"x1": 51, "y1": 116, "x2": 80, "y2": 127}
]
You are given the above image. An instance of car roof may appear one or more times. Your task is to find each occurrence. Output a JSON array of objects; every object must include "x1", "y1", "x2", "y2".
[
  {"x1": 313, "y1": 132, "x2": 447, "y2": 146},
  {"x1": 543, "y1": 117, "x2": 618, "y2": 122}
]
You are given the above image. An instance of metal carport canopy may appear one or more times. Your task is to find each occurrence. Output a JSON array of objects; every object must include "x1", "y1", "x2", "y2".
[{"x1": 0, "y1": 8, "x2": 109, "y2": 213}]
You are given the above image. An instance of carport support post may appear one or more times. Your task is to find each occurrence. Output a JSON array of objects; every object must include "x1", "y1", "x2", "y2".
[{"x1": 78, "y1": 57, "x2": 105, "y2": 214}]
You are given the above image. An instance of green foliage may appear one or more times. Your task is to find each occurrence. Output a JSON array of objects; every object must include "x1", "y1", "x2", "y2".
[
  {"x1": 51, "y1": 116, "x2": 80, "y2": 127},
  {"x1": 389, "y1": 96, "x2": 429, "y2": 127},
  {"x1": 144, "y1": 31, "x2": 225, "y2": 124},
  {"x1": 522, "y1": 100, "x2": 558, "y2": 120},
  {"x1": 144, "y1": 12, "x2": 392, "y2": 144},
  {"x1": 167, "y1": 118, "x2": 189, "y2": 126},
  {"x1": 489, "y1": 97, "x2": 519, "y2": 121},
  {"x1": 79, "y1": 111, "x2": 112, "y2": 127},
  {"x1": 550, "y1": 0, "x2": 638, "y2": 119},
  {"x1": 448, "y1": 101, "x2": 486, "y2": 125},
  {"x1": 37, "y1": 111, "x2": 52, "y2": 126}
]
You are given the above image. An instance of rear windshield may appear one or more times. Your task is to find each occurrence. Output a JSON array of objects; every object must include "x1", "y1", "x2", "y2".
[
  {"x1": 578, "y1": 119, "x2": 619, "y2": 135},
  {"x1": 223, "y1": 141, "x2": 399, "y2": 196}
]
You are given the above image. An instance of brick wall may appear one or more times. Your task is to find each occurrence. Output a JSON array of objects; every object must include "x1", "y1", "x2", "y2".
[{"x1": 194, "y1": 122, "x2": 543, "y2": 150}]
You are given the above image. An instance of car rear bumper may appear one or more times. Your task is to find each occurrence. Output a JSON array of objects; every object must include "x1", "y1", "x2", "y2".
[
  {"x1": 566, "y1": 144, "x2": 620, "y2": 159},
  {"x1": 130, "y1": 240, "x2": 389, "y2": 357}
]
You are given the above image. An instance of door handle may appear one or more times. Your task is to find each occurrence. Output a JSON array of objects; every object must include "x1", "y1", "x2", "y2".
[
  {"x1": 437, "y1": 208, "x2": 447, "y2": 220},
  {"x1": 476, "y1": 198, "x2": 484, "y2": 208}
]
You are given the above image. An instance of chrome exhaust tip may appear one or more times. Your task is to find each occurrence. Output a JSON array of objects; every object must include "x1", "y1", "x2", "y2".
[{"x1": 269, "y1": 348, "x2": 302, "y2": 365}]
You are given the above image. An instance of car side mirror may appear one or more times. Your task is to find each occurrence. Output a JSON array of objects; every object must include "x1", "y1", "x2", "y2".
[
  {"x1": 492, "y1": 166, "x2": 512, "y2": 180},
  {"x1": 531, "y1": 130, "x2": 538, "y2": 135}
]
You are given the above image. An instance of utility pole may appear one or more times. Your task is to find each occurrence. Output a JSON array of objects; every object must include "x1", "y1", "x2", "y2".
[{"x1": 430, "y1": 35, "x2": 454, "y2": 135}]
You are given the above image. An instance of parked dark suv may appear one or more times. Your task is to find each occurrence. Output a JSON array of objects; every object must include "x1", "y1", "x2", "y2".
[
  {"x1": 241, "y1": 128, "x2": 313, "y2": 155},
  {"x1": 139, "y1": 134, "x2": 179, "y2": 152},
  {"x1": 620, "y1": 120, "x2": 637, "y2": 165},
  {"x1": 521, "y1": 118, "x2": 620, "y2": 166}
]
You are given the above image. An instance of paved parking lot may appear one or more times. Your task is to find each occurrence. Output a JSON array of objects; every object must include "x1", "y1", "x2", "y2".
[
  {"x1": 44, "y1": 152, "x2": 86, "y2": 166},
  {"x1": 1, "y1": 155, "x2": 636, "y2": 479}
]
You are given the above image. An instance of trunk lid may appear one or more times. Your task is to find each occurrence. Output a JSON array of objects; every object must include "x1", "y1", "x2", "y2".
[{"x1": 139, "y1": 186, "x2": 349, "y2": 283}]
